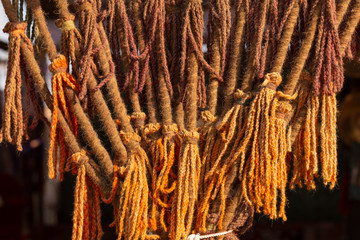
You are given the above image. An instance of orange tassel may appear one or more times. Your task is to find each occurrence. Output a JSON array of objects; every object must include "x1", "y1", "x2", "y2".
[
  {"x1": 48, "y1": 55, "x2": 80, "y2": 179},
  {"x1": 147, "y1": 124, "x2": 179, "y2": 232},
  {"x1": 116, "y1": 131, "x2": 153, "y2": 240}
]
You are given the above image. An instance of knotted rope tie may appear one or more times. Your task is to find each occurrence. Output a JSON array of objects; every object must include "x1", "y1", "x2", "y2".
[
  {"x1": 131, "y1": 112, "x2": 147, "y2": 128},
  {"x1": 163, "y1": 124, "x2": 179, "y2": 138},
  {"x1": 119, "y1": 131, "x2": 142, "y2": 145},
  {"x1": 66, "y1": 149, "x2": 88, "y2": 170},
  {"x1": 3, "y1": 21, "x2": 27, "y2": 36},
  {"x1": 48, "y1": 55, "x2": 80, "y2": 179},
  {"x1": 55, "y1": 15, "x2": 76, "y2": 32},
  {"x1": 234, "y1": 89, "x2": 251, "y2": 105},
  {"x1": 187, "y1": 230, "x2": 233, "y2": 240},
  {"x1": 179, "y1": 130, "x2": 200, "y2": 144},
  {"x1": 201, "y1": 110, "x2": 217, "y2": 123},
  {"x1": 60, "y1": 20, "x2": 76, "y2": 32},
  {"x1": 262, "y1": 72, "x2": 282, "y2": 90},
  {"x1": 144, "y1": 123, "x2": 162, "y2": 136}
]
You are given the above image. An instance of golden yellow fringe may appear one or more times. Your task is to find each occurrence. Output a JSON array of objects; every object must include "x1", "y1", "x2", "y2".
[
  {"x1": 170, "y1": 130, "x2": 201, "y2": 240},
  {"x1": 320, "y1": 94, "x2": 337, "y2": 189},
  {"x1": 291, "y1": 94, "x2": 337, "y2": 190},
  {"x1": 196, "y1": 90, "x2": 249, "y2": 232},
  {"x1": 117, "y1": 131, "x2": 153, "y2": 240},
  {"x1": 66, "y1": 150, "x2": 90, "y2": 240},
  {"x1": 148, "y1": 124, "x2": 179, "y2": 233},
  {"x1": 239, "y1": 73, "x2": 282, "y2": 210}
]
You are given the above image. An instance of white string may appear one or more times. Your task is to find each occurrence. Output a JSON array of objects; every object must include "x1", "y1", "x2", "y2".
[{"x1": 187, "y1": 230, "x2": 233, "y2": 240}]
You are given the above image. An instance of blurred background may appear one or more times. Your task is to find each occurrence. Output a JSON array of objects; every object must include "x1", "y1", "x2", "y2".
[{"x1": 0, "y1": 1, "x2": 359, "y2": 240}]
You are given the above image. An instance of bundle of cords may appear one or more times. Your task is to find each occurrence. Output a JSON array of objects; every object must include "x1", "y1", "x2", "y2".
[{"x1": 1, "y1": 0, "x2": 360, "y2": 239}]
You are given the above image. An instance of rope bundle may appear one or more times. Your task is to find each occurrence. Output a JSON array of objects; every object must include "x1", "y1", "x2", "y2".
[{"x1": 1, "y1": 0, "x2": 360, "y2": 239}]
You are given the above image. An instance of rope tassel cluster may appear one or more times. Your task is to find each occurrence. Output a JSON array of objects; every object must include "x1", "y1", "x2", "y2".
[
  {"x1": 48, "y1": 54, "x2": 79, "y2": 179},
  {"x1": 1, "y1": 0, "x2": 359, "y2": 239},
  {"x1": 0, "y1": 22, "x2": 44, "y2": 151}
]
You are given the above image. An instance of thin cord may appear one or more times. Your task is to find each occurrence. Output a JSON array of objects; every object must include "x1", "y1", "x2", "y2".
[{"x1": 187, "y1": 230, "x2": 233, "y2": 240}]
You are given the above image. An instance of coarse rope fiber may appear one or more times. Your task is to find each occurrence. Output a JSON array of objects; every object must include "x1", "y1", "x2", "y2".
[{"x1": 0, "y1": 0, "x2": 359, "y2": 239}]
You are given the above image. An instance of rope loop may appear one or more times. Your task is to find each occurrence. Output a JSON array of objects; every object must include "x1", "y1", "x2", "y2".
[
  {"x1": 234, "y1": 89, "x2": 250, "y2": 99},
  {"x1": 179, "y1": 130, "x2": 199, "y2": 144},
  {"x1": 144, "y1": 123, "x2": 162, "y2": 135},
  {"x1": 162, "y1": 124, "x2": 179, "y2": 138},
  {"x1": 131, "y1": 112, "x2": 147, "y2": 120},
  {"x1": 234, "y1": 89, "x2": 251, "y2": 104},
  {"x1": 276, "y1": 90, "x2": 298, "y2": 100},
  {"x1": 262, "y1": 72, "x2": 282, "y2": 89},
  {"x1": 49, "y1": 54, "x2": 68, "y2": 74},
  {"x1": 56, "y1": 18, "x2": 76, "y2": 32},
  {"x1": 65, "y1": 149, "x2": 88, "y2": 171},
  {"x1": 131, "y1": 112, "x2": 147, "y2": 127},
  {"x1": 3, "y1": 22, "x2": 27, "y2": 36},
  {"x1": 119, "y1": 131, "x2": 142, "y2": 145},
  {"x1": 201, "y1": 110, "x2": 217, "y2": 123}
]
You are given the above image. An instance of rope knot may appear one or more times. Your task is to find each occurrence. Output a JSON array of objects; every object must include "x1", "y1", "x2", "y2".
[
  {"x1": 263, "y1": 72, "x2": 282, "y2": 90},
  {"x1": 234, "y1": 89, "x2": 251, "y2": 104},
  {"x1": 119, "y1": 131, "x2": 141, "y2": 145},
  {"x1": 201, "y1": 110, "x2": 217, "y2": 123},
  {"x1": 3, "y1": 22, "x2": 27, "y2": 36},
  {"x1": 162, "y1": 124, "x2": 179, "y2": 138},
  {"x1": 49, "y1": 55, "x2": 68, "y2": 74},
  {"x1": 144, "y1": 123, "x2": 162, "y2": 135},
  {"x1": 55, "y1": 16, "x2": 76, "y2": 32},
  {"x1": 65, "y1": 149, "x2": 87, "y2": 171},
  {"x1": 179, "y1": 130, "x2": 199, "y2": 144},
  {"x1": 130, "y1": 112, "x2": 147, "y2": 128}
]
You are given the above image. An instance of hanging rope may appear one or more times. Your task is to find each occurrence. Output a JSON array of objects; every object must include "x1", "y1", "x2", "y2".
[{"x1": 48, "y1": 54, "x2": 80, "y2": 179}]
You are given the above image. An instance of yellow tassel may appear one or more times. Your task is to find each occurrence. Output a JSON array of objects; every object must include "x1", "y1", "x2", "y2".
[
  {"x1": 239, "y1": 72, "x2": 281, "y2": 209},
  {"x1": 117, "y1": 131, "x2": 154, "y2": 240},
  {"x1": 320, "y1": 94, "x2": 337, "y2": 189},
  {"x1": 147, "y1": 124, "x2": 179, "y2": 232},
  {"x1": 196, "y1": 90, "x2": 250, "y2": 232},
  {"x1": 171, "y1": 130, "x2": 201, "y2": 240},
  {"x1": 291, "y1": 95, "x2": 319, "y2": 190},
  {"x1": 268, "y1": 101, "x2": 292, "y2": 221},
  {"x1": 66, "y1": 149, "x2": 88, "y2": 240}
]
